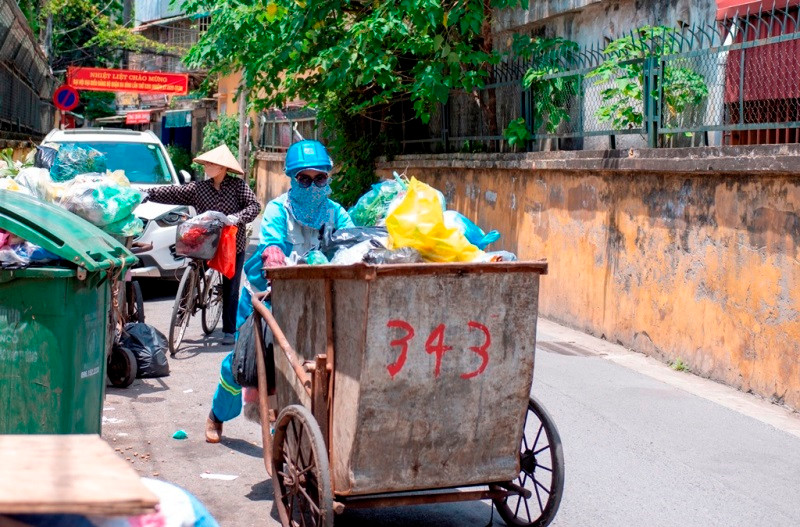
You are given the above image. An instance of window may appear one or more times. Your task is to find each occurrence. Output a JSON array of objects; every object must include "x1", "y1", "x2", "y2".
[{"x1": 55, "y1": 141, "x2": 173, "y2": 185}]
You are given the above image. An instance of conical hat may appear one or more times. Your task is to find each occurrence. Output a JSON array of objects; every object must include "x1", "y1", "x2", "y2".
[{"x1": 193, "y1": 144, "x2": 244, "y2": 175}]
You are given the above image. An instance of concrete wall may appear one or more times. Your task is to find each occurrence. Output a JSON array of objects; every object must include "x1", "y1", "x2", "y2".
[
  {"x1": 495, "y1": 0, "x2": 716, "y2": 46},
  {"x1": 372, "y1": 147, "x2": 799, "y2": 410}
]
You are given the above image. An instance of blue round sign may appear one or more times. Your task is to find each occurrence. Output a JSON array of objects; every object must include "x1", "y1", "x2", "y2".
[{"x1": 53, "y1": 85, "x2": 80, "y2": 111}]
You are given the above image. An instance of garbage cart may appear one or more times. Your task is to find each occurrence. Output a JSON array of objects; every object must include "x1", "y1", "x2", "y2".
[
  {"x1": 252, "y1": 261, "x2": 565, "y2": 527},
  {"x1": 0, "y1": 190, "x2": 136, "y2": 434}
]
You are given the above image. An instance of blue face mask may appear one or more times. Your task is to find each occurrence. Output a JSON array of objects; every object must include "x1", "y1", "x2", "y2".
[{"x1": 287, "y1": 177, "x2": 332, "y2": 229}]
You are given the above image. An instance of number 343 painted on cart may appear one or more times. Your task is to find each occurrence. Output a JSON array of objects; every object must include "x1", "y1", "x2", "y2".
[{"x1": 385, "y1": 320, "x2": 491, "y2": 380}]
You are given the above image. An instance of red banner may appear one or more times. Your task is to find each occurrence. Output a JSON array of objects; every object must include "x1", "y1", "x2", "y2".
[
  {"x1": 125, "y1": 110, "x2": 151, "y2": 125},
  {"x1": 68, "y1": 67, "x2": 188, "y2": 96}
]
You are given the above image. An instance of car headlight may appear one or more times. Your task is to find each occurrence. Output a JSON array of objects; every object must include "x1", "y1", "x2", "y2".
[{"x1": 155, "y1": 207, "x2": 190, "y2": 227}]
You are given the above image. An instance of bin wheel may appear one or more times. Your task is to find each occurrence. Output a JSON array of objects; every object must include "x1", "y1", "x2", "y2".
[
  {"x1": 201, "y1": 269, "x2": 223, "y2": 335},
  {"x1": 492, "y1": 396, "x2": 564, "y2": 527},
  {"x1": 108, "y1": 346, "x2": 137, "y2": 388},
  {"x1": 168, "y1": 265, "x2": 196, "y2": 356},
  {"x1": 272, "y1": 404, "x2": 333, "y2": 527},
  {"x1": 127, "y1": 280, "x2": 145, "y2": 324}
]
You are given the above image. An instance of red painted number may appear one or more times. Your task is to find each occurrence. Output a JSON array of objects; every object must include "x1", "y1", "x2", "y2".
[
  {"x1": 386, "y1": 320, "x2": 415, "y2": 378},
  {"x1": 424, "y1": 324, "x2": 453, "y2": 378},
  {"x1": 461, "y1": 321, "x2": 491, "y2": 379}
]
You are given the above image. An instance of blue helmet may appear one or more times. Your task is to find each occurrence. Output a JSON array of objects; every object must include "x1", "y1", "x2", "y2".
[{"x1": 284, "y1": 140, "x2": 333, "y2": 178}]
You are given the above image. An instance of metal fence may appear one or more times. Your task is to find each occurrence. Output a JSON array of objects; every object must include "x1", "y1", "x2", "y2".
[
  {"x1": 255, "y1": 6, "x2": 800, "y2": 154},
  {"x1": 0, "y1": 0, "x2": 54, "y2": 139},
  {"x1": 394, "y1": 5, "x2": 800, "y2": 153},
  {"x1": 258, "y1": 107, "x2": 320, "y2": 150}
]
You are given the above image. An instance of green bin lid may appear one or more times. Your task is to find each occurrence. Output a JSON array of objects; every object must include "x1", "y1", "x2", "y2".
[{"x1": 0, "y1": 189, "x2": 137, "y2": 274}]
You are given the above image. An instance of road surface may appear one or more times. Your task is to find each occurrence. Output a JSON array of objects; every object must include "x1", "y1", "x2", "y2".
[{"x1": 103, "y1": 259, "x2": 800, "y2": 526}]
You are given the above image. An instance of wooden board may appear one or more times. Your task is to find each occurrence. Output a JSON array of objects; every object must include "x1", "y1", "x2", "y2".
[{"x1": 0, "y1": 435, "x2": 159, "y2": 515}]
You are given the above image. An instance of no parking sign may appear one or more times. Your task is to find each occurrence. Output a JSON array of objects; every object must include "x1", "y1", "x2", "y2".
[{"x1": 53, "y1": 85, "x2": 80, "y2": 112}]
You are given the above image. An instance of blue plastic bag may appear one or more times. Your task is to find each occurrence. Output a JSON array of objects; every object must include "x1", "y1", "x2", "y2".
[{"x1": 443, "y1": 211, "x2": 501, "y2": 250}]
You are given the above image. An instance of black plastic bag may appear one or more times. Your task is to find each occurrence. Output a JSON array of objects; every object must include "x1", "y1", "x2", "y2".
[
  {"x1": 34, "y1": 145, "x2": 58, "y2": 170},
  {"x1": 121, "y1": 323, "x2": 170, "y2": 378},
  {"x1": 318, "y1": 225, "x2": 388, "y2": 260},
  {"x1": 232, "y1": 313, "x2": 273, "y2": 388}
]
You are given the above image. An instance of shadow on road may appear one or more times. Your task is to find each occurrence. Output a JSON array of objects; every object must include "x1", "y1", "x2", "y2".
[
  {"x1": 107, "y1": 377, "x2": 171, "y2": 398},
  {"x1": 247, "y1": 479, "x2": 273, "y2": 502},
  {"x1": 221, "y1": 437, "x2": 263, "y2": 459}
]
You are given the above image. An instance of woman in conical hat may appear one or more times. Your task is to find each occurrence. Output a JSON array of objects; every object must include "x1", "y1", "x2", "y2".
[{"x1": 145, "y1": 143, "x2": 261, "y2": 346}]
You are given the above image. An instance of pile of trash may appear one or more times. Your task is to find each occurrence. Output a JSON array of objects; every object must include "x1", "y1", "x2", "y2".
[
  {"x1": 0, "y1": 145, "x2": 144, "y2": 269},
  {"x1": 296, "y1": 175, "x2": 512, "y2": 266},
  {"x1": 2, "y1": 145, "x2": 143, "y2": 237},
  {"x1": 0, "y1": 228, "x2": 60, "y2": 269}
]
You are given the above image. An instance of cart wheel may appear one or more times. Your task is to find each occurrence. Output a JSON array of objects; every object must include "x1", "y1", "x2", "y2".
[
  {"x1": 108, "y1": 345, "x2": 136, "y2": 388},
  {"x1": 271, "y1": 405, "x2": 333, "y2": 527},
  {"x1": 493, "y1": 396, "x2": 564, "y2": 527},
  {"x1": 127, "y1": 280, "x2": 145, "y2": 324},
  {"x1": 201, "y1": 269, "x2": 223, "y2": 335}
]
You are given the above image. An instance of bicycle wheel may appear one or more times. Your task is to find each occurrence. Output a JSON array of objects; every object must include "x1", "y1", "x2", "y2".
[
  {"x1": 201, "y1": 269, "x2": 223, "y2": 335},
  {"x1": 168, "y1": 265, "x2": 197, "y2": 356},
  {"x1": 126, "y1": 280, "x2": 145, "y2": 324},
  {"x1": 493, "y1": 396, "x2": 565, "y2": 527}
]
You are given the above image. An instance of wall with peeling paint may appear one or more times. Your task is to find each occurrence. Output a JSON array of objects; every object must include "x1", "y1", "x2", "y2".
[
  {"x1": 255, "y1": 146, "x2": 800, "y2": 410},
  {"x1": 372, "y1": 148, "x2": 800, "y2": 410}
]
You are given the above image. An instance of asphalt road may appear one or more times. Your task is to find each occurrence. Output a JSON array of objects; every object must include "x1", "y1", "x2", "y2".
[{"x1": 102, "y1": 266, "x2": 800, "y2": 527}]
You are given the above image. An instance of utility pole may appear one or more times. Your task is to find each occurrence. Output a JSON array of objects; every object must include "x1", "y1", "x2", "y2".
[
  {"x1": 238, "y1": 81, "x2": 249, "y2": 177},
  {"x1": 122, "y1": 0, "x2": 133, "y2": 68}
]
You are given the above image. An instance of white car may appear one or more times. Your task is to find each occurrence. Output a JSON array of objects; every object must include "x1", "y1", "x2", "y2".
[{"x1": 42, "y1": 128, "x2": 193, "y2": 280}]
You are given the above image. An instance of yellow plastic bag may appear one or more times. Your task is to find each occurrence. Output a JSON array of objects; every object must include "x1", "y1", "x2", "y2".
[{"x1": 386, "y1": 177, "x2": 483, "y2": 262}]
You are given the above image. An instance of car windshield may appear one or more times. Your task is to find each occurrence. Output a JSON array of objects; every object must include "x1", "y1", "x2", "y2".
[{"x1": 55, "y1": 141, "x2": 173, "y2": 184}]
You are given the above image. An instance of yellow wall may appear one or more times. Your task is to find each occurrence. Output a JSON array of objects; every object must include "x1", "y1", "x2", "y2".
[
  {"x1": 256, "y1": 150, "x2": 800, "y2": 410},
  {"x1": 216, "y1": 71, "x2": 242, "y2": 117}
]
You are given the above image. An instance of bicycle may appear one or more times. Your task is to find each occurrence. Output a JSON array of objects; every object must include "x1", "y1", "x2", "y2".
[{"x1": 168, "y1": 258, "x2": 224, "y2": 356}]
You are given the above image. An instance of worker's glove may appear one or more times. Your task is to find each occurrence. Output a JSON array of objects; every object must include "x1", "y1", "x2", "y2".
[
  {"x1": 261, "y1": 245, "x2": 286, "y2": 268},
  {"x1": 226, "y1": 214, "x2": 239, "y2": 225}
]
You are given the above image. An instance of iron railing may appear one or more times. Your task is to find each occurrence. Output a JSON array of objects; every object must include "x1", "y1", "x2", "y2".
[
  {"x1": 258, "y1": 107, "x2": 320, "y2": 150},
  {"x1": 397, "y1": 4, "x2": 800, "y2": 153}
]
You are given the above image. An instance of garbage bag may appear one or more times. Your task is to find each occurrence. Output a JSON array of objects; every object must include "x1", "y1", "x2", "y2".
[
  {"x1": 14, "y1": 167, "x2": 56, "y2": 201},
  {"x1": 58, "y1": 175, "x2": 143, "y2": 227},
  {"x1": 475, "y1": 250, "x2": 518, "y2": 262},
  {"x1": 304, "y1": 250, "x2": 329, "y2": 265},
  {"x1": 121, "y1": 323, "x2": 170, "y2": 378},
  {"x1": 34, "y1": 145, "x2": 58, "y2": 170},
  {"x1": 208, "y1": 225, "x2": 239, "y2": 278},
  {"x1": 363, "y1": 246, "x2": 423, "y2": 264},
  {"x1": 348, "y1": 178, "x2": 407, "y2": 227},
  {"x1": 330, "y1": 239, "x2": 380, "y2": 265},
  {"x1": 386, "y1": 177, "x2": 483, "y2": 262},
  {"x1": 443, "y1": 210, "x2": 501, "y2": 250},
  {"x1": 231, "y1": 314, "x2": 273, "y2": 388},
  {"x1": 175, "y1": 211, "x2": 232, "y2": 260},
  {"x1": 104, "y1": 216, "x2": 144, "y2": 237},
  {"x1": 318, "y1": 225, "x2": 388, "y2": 260},
  {"x1": 50, "y1": 144, "x2": 107, "y2": 182},
  {"x1": 0, "y1": 177, "x2": 27, "y2": 193}
]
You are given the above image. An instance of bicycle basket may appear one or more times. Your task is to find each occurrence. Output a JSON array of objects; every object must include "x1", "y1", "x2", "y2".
[{"x1": 175, "y1": 211, "x2": 226, "y2": 260}]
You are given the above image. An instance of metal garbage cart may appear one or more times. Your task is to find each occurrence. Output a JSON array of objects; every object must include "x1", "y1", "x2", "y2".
[{"x1": 252, "y1": 261, "x2": 564, "y2": 527}]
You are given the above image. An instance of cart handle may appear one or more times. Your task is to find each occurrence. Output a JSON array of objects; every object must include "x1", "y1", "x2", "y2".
[{"x1": 251, "y1": 298, "x2": 312, "y2": 397}]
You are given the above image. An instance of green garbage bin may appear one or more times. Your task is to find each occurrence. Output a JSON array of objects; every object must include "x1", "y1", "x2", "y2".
[{"x1": 0, "y1": 190, "x2": 137, "y2": 434}]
